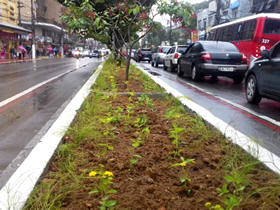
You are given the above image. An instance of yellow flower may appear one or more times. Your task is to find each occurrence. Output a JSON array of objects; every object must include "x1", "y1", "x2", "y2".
[
  {"x1": 179, "y1": 162, "x2": 186, "y2": 167},
  {"x1": 104, "y1": 171, "x2": 114, "y2": 177},
  {"x1": 205, "y1": 202, "x2": 211, "y2": 208},
  {"x1": 129, "y1": 92, "x2": 135, "y2": 97},
  {"x1": 89, "y1": 171, "x2": 97, "y2": 177}
]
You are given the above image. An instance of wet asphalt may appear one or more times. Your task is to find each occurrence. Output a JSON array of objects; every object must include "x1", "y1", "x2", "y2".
[
  {"x1": 137, "y1": 62, "x2": 280, "y2": 157},
  {"x1": 0, "y1": 57, "x2": 102, "y2": 187}
]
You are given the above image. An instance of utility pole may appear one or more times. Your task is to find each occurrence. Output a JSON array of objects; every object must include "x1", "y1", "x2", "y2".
[
  {"x1": 17, "y1": 0, "x2": 23, "y2": 26},
  {"x1": 169, "y1": 16, "x2": 172, "y2": 45},
  {"x1": 31, "y1": 0, "x2": 36, "y2": 59},
  {"x1": 214, "y1": 0, "x2": 221, "y2": 26},
  {"x1": 17, "y1": 0, "x2": 24, "y2": 44}
]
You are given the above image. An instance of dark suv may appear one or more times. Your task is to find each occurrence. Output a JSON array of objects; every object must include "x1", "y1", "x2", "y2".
[
  {"x1": 135, "y1": 48, "x2": 152, "y2": 62},
  {"x1": 245, "y1": 41, "x2": 280, "y2": 104}
]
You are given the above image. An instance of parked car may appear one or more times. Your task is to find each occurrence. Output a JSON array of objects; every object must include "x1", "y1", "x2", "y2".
[
  {"x1": 90, "y1": 50, "x2": 101, "y2": 58},
  {"x1": 245, "y1": 41, "x2": 280, "y2": 104},
  {"x1": 82, "y1": 50, "x2": 90, "y2": 57},
  {"x1": 177, "y1": 41, "x2": 248, "y2": 83},
  {"x1": 163, "y1": 45, "x2": 190, "y2": 72},
  {"x1": 135, "y1": 48, "x2": 152, "y2": 62},
  {"x1": 151, "y1": 46, "x2": 171, "y2": 67}
]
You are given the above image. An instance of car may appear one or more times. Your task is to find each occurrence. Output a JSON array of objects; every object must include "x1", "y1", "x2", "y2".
[
  {"x1": 82, "y1": 50, "x2": 90, "y2": 57},
  {"x1": 90, "y1": 50, "x2": 101, "y2": 58},
  {"x1": 72, "y1": 49, "x2": 81, "y2": 58},
  {"x1": 151, "y1": 46, "x2": 171, "y2": 67},
  {"x1": 245, "y1": 41, "x2": 280, "y2": 104},
  {"x1": 177, "y1": 41, "x2": 248, "y2": 83},
  {"x1": 163, "y1": 45, "x2": 190, "y2": 72},
  {"x1": 135, "y1": 48, "x2": 152, "y2": 62}
]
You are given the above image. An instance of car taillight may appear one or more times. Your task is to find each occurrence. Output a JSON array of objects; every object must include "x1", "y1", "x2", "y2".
[
  {"x1": 174, "y1": 53, "x2": 179, "y2": 59},
  {"x1": 201, "y1": 52, "x2": 211, "y2": 60},
  {"x1": 242, "y1": 53, "x2": 247, "y2": 63},
  {"x1": 138, "y1": 53, "x2": 142, "y2": 57}
]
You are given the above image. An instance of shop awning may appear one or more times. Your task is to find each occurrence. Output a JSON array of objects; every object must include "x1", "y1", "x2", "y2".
[
  {"x1": 0, "y1": 22, "x2": 31, "y2": 34},
  {"x1": 21, "y1": 21, "x2": 66, "y2": 32}
]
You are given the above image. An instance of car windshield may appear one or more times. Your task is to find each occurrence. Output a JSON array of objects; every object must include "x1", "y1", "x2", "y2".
[
  {"x1": 177, "y1": 46, "x2": 188, "y2": 53},
  {"x1": 93, "y1": 50, "x2": 98, "y2": 53},
  {"x1": 162, "y1": 47, "x2": 171, "y2": 53},
  {"x1": 263, "y1": 19, "x2": 280, "y2": 34},
  {"x1": 202, "y1": 42, "x2": 238, "y2": 52}
]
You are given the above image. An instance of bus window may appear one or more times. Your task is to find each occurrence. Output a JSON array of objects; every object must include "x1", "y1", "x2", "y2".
[
  {"x1": 263, "y1": 19, "x2": 280, "y2": 34},
  {"x1": 241, "y1": 20, "x2": 256, "y2": 40}
]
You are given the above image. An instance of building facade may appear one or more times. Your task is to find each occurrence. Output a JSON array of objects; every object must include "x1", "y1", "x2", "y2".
[
  {"x1": 0, "y1": 0, "x2": 30, "y2": 59},
  {"x1": 19, "y1": 0, "x2": 71, "y2": 56}
]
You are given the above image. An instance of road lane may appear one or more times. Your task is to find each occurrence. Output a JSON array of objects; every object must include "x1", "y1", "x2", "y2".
[
  {"x1": 0, "y1": 57, "x2": 102, "y2": 187},
  {"x1": 136, "y1": 62, "x2": 280, "y2": 156}
]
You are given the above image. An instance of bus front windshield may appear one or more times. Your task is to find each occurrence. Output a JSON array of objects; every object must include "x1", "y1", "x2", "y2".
[{"x1": 263, "y1": 19, "x2": 280, "y2": 35}]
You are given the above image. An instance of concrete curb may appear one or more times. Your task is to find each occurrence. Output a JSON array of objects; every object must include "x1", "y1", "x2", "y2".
[
  {"x1": 0, "y1": 62, "x2": 104, "y2": 210},
  {"x1": 136, "y1": 63, "x2": 280, "y2": 176}
]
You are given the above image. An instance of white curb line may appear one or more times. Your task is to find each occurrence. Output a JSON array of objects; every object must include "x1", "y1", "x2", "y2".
[
  {"x1": 137, "y1": 65, "x2": 280, "y2": 175},
  {"x1": 0, "y1": 62, "x2": 104, "y2": 210}
]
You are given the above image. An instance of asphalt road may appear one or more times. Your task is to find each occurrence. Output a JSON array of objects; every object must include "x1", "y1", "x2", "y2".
[
  {"x1": 0, "y1": 57, "x2": 102, "y2": 187},
  {"x1": 136, "y1": 61, "x2": 280, "y2": 157}
]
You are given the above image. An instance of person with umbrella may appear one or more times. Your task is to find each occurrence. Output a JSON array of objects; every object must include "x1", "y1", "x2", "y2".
[
  {"x1": 18, "y1": 45, "x2": 27, "y2": 59},
  {"x1": 47, "y1": 46, "x2": 54, "y2": 58}
]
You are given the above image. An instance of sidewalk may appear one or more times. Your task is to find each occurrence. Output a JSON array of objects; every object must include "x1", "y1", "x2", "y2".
[{"x1": 0, "y1": 56, "x2": 51, "y2": 65}]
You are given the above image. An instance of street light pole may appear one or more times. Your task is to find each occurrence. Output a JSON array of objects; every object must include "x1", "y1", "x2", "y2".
[
  {"x1": 31, "y1": 0, "x2": 36, "y2": 59},
  {"x1": 17, "y1": 0, "x2": 24, "y2": 45}
]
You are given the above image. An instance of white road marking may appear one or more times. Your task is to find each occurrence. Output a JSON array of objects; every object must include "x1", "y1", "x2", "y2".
[
  {"x1": 0, "y1": 62, "x2": 90, "y2": 109},
  {"x1": 0, "y1": 62, "x2": 103, "y2": 210}
]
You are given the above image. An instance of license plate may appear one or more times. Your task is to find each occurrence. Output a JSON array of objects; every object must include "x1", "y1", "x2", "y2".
[{"x1": 218, "y1": 67, "x2": 235, "y2": 72}]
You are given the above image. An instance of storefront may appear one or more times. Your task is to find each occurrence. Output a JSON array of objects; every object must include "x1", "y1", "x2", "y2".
[{"x1": 0, "y1": 22, "x2": 31, "y2": 59}]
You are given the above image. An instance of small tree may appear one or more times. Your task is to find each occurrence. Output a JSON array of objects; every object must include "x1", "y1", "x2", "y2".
[
  {"x1": 158, "y1": 0, "x2": 196, "y2": 45},
  {"x1": 61, "y1": 0, "x2": 196, "y2": 81}
]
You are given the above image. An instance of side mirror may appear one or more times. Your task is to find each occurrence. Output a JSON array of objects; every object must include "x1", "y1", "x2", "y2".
[{"x1": 260, "y1": 50, "x2": 271, "y2": 60}]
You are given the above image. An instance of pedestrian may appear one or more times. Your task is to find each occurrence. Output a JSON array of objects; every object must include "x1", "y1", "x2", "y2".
[
  {"x1": 10, "y1": 48, "x2": 16, "y2": 59},
  {"x1": 1, "y1": 48, "x2": 5, "y2": 60}
]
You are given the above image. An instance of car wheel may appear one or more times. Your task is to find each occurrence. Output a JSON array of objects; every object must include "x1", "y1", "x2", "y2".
[
  {"x1": 233, "y1": 76, "x2": 244, "y2": 84},
  {"x1": 246, "y1": 74, "x2": 262, "y2": 104},
  {"x1": 155, "y1": 61, "x2": 159, "y2": 67},
  {"x1": 170, "y1": 62, "x2": 175, "y2": 72},
  {"x1": 151, "y1": 61, "x2": 154, "y2": 67},
  {"x1": 177, "y1": 63, "x2": 184, "y2": 77},
  {"x1": 163, "y1": 62, "x2": 167, "y2": 71},
  {"x1": 191, "y1": 65, "x2": 200, "y2": 81}
]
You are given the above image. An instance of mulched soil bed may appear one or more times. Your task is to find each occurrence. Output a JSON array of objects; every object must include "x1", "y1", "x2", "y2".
[{"x1": 25, "y1": 59, "x2": 280, "y2": 210}]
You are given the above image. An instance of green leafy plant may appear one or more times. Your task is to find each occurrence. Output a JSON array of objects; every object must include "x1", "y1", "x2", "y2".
[
  {"x1": 216, "y1": 170, "x2": 246, "y2": 210},
  {"x1": 88, "y1": 168, "x2": 117, "y2": 209},
  {"x1": 136, "y1": 94, "x2": 154, "y2": 108},
  {"x1": 100, "y1": 196, "x2": 117, "y2": 210},
  {"x1": 171, "y1": 157, "x2": 195, "y2": 196},
  {"x1": 97, "y1": 143, "x2": 114, "y2": 156},
  {"x1": 169, "y1": 124, "x2": 184, "y2": 156},
  {"x1": 130, "y1": 154, "x2": 142, "y2": 167},
  {"x1": 134, "y1": 115, "x2": 147, "y2": 128}
]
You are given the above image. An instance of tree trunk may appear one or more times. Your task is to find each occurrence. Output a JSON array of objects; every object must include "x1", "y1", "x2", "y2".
[{"x1": 125, "y1": 47, "x2": 132, "y2": 81}]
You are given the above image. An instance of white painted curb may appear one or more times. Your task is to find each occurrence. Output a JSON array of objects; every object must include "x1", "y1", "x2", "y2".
[
  {"x1": 137, "y1": 65, "x2": 280, "y2": 176},
  {"x1": 0, "y1": 62, "x2": 104, "y2": 210}
]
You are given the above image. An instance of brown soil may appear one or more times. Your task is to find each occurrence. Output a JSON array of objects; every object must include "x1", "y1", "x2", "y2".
[{"x1": 26, "y1": 63, "x2": 280, "y2": 210}]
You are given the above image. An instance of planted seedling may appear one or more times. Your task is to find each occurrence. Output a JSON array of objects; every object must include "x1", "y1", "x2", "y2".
[{"x1": 171, "y1": 157, "x2": 195, "y2": 196}]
